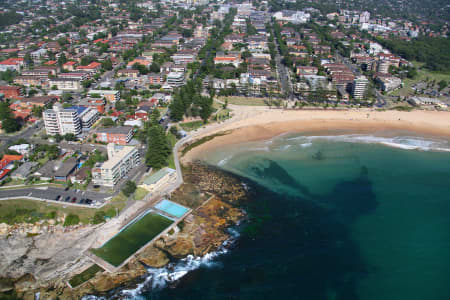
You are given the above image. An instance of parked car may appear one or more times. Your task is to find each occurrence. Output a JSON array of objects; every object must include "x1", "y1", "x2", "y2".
[{"x1": 65, "y1": 196, "x2": 71, "y2": 202}]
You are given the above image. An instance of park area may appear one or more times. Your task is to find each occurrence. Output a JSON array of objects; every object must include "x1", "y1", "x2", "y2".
[
  {"x1": 91, "y1": 211, "x2": 173, "y2": 267},
  {"x1": 217, "y1": 96, "x2": 268, "y2": 106}
]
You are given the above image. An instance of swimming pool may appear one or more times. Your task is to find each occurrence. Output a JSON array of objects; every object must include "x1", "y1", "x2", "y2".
[
  {"x1": 155, "y1": 199, "x2": 189, "y2": 218},
  {"x1": 92, "y1": 210, "x2": 173, "y2": 267}
]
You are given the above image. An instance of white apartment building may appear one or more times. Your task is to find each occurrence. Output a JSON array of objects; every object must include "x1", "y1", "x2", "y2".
[
  {"x1": 43, "y1": 105, "x2": 99, "y2": 135},
  {"x1": 43, "y1": 104, "x2": 81, "y2": 135},
  {"x1": 92, "y1": 144, "x2": 141, "y2": 187},
  {"x1": 352, "y1": 76, "x2": 369, "y2": 100},
  {"x1": 166, "y1": 72, "x2": 185, "y2": 87},
  {"x1": 78, "y1": 107, "x2": 100, "y2": 130},
  {"x1": 49, "y1": 78, "x2": 82, "y2": 91}
]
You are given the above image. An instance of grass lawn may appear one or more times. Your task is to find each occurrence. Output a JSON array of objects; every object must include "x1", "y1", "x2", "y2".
[
  {"x1": 390, "y1": 62, "x2": 450, "y2": 97},
  {"x1": 2, "y1": 179, "x2": 25, "y2": 186},
  {"x1": 217, "y1": 96, "x2": 268, "y2": 106},
  {"x1": 214, "y1": 108, "x2": 231, "y2": 121},
  {"x1": 134, "y1": 187, "x2": 148, "y2": 200},
  {"x1": 91, "y1": 212, "x2": 173, "y2": 266},
  {"x1": 68, "y1": 264, "x2": 103, "y2": 288},
  {"x1": 100, "y1": 193, "x2": 128, "y2": 216},
  {"x1": 0, "y1": 199, "x2": 98, "y2": 225},
  {"x1": 179, "y1": 120, "x2": 204, "y2": 131}
]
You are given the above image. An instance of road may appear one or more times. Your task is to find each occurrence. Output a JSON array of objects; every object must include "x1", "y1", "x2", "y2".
[
  {"x1": 91, "y1": 62, "x2": 124, "y2": 89},
  {"x1": 0, "y1": 121, "x2": 43, "y2": 152},
  {"x1": 273, "y1": 28, "x2": 294, "y2": 100},
  {"x1": 0, "y1": 186, "x2": 110, "y2": 206}
]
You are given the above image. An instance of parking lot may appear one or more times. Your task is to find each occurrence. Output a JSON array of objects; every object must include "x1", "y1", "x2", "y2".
[{"x1": 0, "y1": 187, "x2": 111, "y2": 207}]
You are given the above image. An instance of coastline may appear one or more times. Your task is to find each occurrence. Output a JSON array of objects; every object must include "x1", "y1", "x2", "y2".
[
  {"x1": 0, "y1": 164, "x2": 248, "y2": 299},
  {"x1": 181, "y1": 109, "x2": 450, "y2": 163}
]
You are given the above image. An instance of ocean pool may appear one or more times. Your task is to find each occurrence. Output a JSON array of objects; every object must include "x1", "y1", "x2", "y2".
[
  {"x1": 92, "y1": 210, "x2": 173, "y2": 267},
  {"x1": 155, "y1": 199, "x2": 189, "y2": 218}
]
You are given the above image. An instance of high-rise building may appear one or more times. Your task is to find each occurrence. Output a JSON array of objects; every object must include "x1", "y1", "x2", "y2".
[
  {"x1": 92, "y1": 144, "x2": 141, "y2": 187},
  {"x1": 352, "y1": 76, "x2": 369, "y2": 100},
  {"x1": 43, "y1": 104, "x2": 81, "y2": 136},
  {"x1": 43, "y1": 104, "x2": 99, "y2": 136}
]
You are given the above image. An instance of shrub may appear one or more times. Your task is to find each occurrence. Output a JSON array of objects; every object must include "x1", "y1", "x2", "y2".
[{"x1": 63, "y1": 214, "x2": 80, "y2": 227}]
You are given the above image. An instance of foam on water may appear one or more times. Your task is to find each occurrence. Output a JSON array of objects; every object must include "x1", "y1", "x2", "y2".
[
  {"x1": 108, "y1": 229, "x2": 239, "y2": 299},
  {"x1": 217, "y1": 155, "x2": 233, "y2": 166},
  {"x1": 276, "y1": 144, "x2": 292, "y2": 151},
  {"x1": 299, "y1": 142, "x2": 313, "y2": 148},
  {"x1": 284, "y1": 134, "x2": 450, "y2": 152}
]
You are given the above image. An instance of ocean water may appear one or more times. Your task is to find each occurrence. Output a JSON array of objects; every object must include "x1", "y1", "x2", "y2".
[{"x1": 106, "y1": 132, "x2": 450, "y2": 300}]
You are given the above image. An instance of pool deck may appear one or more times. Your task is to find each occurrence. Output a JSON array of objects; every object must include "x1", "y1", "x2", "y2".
[{"x1": 87, "y1": 205, "x2": 192, "y2": 273}]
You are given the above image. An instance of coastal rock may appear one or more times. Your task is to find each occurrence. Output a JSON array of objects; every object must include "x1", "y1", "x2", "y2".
[
  {"x1": 137, "y1": 246, "x2": 170, "y2": 268},
  {"x1": 13, "y1": 274, "x2": 38, "y2": 293},
  {"x1": 0, "y1": 223, "x2": 9, "y2": 235},
  {"x1": 1, "y1": 162, "x2": 249, "y2": 299},
  {"x1": 163, "y1": 237, "x2": 195, "y2": 259}
]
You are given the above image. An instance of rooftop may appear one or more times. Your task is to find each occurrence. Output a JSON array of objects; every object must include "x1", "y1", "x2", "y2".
[{"x1": 143, "y1": 168, "x2": 175, "y2": 186}]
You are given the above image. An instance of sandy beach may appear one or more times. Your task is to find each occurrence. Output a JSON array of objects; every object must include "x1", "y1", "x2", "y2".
[{"x1": 181, "y1": 107, "x2": 450, "y2": 163}]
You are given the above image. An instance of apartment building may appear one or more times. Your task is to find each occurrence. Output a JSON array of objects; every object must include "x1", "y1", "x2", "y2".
[
  {"x1": 92, "y1": 144, "x2": 141, "y2": 187},
  {"x1": 43, "y1": 104, "x2": 81, "y2": 135},
  {"x1": 166, "y1": 72, "x2": 185, "y2": 87},
  {"x1": 96, "y1": 126, "x2": 134, "y2": 145},
  {"x1": 352, "y1": 76, "x2": 369, "y2": 99},
  {"x1": 48, "y1": 78, "x2": 82, "y2": 91},
  {"x1": 78, "y1": 107, "x2": 100, "y2": 130},
  {"x1": 214, "y1": 52, "x2": 242, "y2": 67}
]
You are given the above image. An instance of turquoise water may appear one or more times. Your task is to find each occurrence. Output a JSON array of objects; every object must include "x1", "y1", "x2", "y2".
[
  {"x1": 155, "y1": 199, "x2": 189, "y2": 218},
  {"x1": 135, "y1": 131, "x2": 450, "y2": 300}
]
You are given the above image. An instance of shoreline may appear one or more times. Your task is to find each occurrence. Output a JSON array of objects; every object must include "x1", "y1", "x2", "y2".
[{"x1": 181, "y1": 109, "x2": 450, "y2": 163}]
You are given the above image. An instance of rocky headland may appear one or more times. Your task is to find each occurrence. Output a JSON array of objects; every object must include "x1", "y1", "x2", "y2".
[{"x1": 0, "y1": 163, "x2": 248, "y2": 299}]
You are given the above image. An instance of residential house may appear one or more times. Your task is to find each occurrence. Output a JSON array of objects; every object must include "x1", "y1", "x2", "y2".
[
  {"x1": 0, "y1": 58, "x2": 25, "y2": 72},
  {"x1": 11, "y1": 162, "x2": 38, "y2": 180}
]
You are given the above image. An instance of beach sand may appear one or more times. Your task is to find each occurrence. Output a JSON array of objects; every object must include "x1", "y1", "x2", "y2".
[{"x1": 181, "y1": 108, "x2": 450, "y2": 163}]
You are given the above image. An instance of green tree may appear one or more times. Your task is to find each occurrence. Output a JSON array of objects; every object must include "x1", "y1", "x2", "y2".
[
  {"x1": 149, "y1": 62, "x2": 160, "y2": 73},
  {"x1": 91, "y1": 211, "x2": 106, "y2": 224},
  {"x1": 63, "y1": 214, "x2": 80, "y2": 227},
  {"x1": 101, "y1": 118, "x2": 115, "y2": 127},
  {"x1": 146, "y1": 125, "x2": 171, "y2": 169},
  {"x1": 122, "y1": 180, "x2": 137, "y2": 197},
  {"x1": 438, "y1": 80, "x2": 448, "y2": 91},
  {"x1": 2, "y1": 117, "x2": 21, "y2": 133},
  {"x1": 150, "y1": 109, "x2": 161, "y2": 125}
]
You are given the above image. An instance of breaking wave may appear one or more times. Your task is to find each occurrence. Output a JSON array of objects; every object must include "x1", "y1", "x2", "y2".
[
  {"x1": 217, "y1": 155, "x2": 233, "y2": 166},
  {"x1": 105, "y1": 228, "x2": 240, "y2": 299},
  {"x1": 299, "y1": 142, "x2": 313, "y2": 148},
  {"x1": 286, "y1": 134, "x2": 450, "y2": 152}
]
